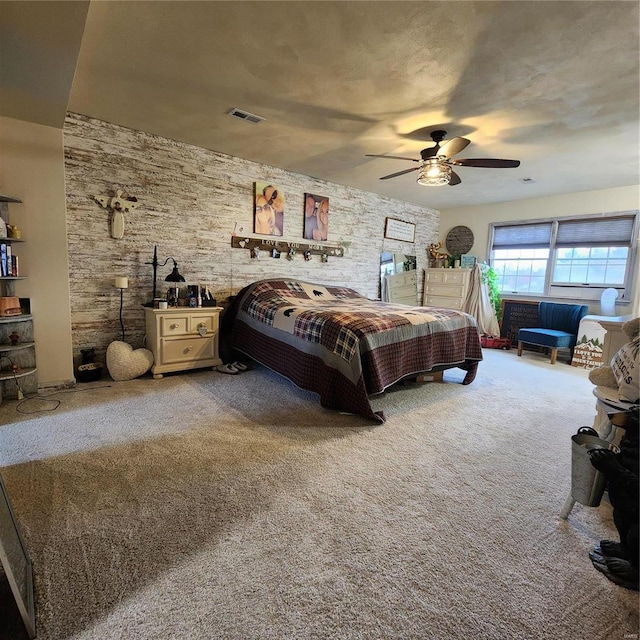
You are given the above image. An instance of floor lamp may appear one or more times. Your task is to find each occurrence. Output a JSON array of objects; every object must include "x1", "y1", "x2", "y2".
[{"x1": 115, "y1": 277, "x2": 128, "y2": 341}]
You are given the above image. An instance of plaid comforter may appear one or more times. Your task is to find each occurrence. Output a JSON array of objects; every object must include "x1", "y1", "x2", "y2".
[{"x1": 228, "y1": 279, "x2": 482, "y2": 422}]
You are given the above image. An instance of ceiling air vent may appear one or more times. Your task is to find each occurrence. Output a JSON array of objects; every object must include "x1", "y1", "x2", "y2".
[
  {"x1": 226, "y1": 108, "x2": 266, "y2": 124},
  {"x1": 520, "y1": 177, "x2": 538, "y2": 184}
]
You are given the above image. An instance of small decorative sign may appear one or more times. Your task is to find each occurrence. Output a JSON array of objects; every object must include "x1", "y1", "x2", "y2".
[
  {"x1": 384, "y1": 217, "x2": 415, "y2": 243},
  {"x1": 460, "y1": 254, "x2": 477, "y2": 268}
]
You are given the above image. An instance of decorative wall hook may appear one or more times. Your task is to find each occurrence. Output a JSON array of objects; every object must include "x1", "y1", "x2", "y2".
[
  {"x1": 94, "y1": 188, "x2": 140, "y2": 239},
  {"x1": 231, "y1": 235, "x2": 344, "y2": 259}
]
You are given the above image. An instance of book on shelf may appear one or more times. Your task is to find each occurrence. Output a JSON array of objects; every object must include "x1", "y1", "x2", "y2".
[
  {"x1": 0, "y1": 243, "x2": 7, "y2": 277},
  {"x1": 11, "y1": 255, "x2": 18, "y2": 277}
]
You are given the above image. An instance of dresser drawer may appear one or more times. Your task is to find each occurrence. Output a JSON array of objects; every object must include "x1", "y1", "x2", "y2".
[
  {"x1": 442, "y1": 271, "x2": 468, "y2": 285},
  {"x1": 160, "y1": 315, "x2": 189, "y2": 336},
  {"x1": 161, "y1": 336, "x2": 216, "y2": 364},
  {"x1": 424, "y1": 295, "x2": 464, "y2": 310},
  {"x1": 388, "y1": 284, "x2": 417, "y2": 303},
  {"x1": 392, "y1": 271, "x2": 416, "y2": 286},
  {"x1": 425, "y1": 269, "x2": 469, "y2": 285},
  {"x1": 425, "y1": 284, "x2": 465, "y2": 298}
]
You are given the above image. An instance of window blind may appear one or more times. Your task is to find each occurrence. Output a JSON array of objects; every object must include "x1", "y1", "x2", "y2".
[
  {"x1": 556, "y1": 216, "x2": 635, "y2": 247},
  {"x1": 492, "y1": 222, "x2": 553, "y2": 249}
]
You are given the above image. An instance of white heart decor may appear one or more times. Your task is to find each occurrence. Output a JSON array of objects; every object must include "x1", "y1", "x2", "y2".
[
  {"x1": 106, "y1": 341, "x2": 154, "y2": 381},
  {"x1": 239, "y1": 240, "x2": 246, "y2": 248}
]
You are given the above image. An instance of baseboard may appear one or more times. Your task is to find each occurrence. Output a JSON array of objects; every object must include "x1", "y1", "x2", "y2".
[{"x1": 38, "y1": 379, "x2": 76, "y2": 393}]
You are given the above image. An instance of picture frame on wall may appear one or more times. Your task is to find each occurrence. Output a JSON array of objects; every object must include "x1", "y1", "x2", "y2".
[
  {"x1": 254, "y1": 182, "x2": 284, "y2": 236},
  {"x1": 304, "y1": 193, "x2": 329, "y2": 241},
  {"x1": 384, "y1": 217, "x2": 415, "y2": 243}
]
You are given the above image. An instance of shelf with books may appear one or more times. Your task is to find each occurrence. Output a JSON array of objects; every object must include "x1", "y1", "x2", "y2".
[{"x1": 0, "y1": 195, "x2": 36, "y2": 403}]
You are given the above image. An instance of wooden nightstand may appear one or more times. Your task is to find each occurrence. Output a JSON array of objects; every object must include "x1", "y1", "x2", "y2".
[{"x1": 144, "y1": 306, "x2": 223, "y2": 379}]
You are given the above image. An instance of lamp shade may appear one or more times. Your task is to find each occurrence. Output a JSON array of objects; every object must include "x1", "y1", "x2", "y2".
[
  {"x1": 417, "y1": 160, "x2": 452, "y2": 186},
  {"x1": 114, "y1": 277, "x2": 129, "y2": 289},
  {"x1": 165, "y1": 263, "x2": 185, "y2": 282}
]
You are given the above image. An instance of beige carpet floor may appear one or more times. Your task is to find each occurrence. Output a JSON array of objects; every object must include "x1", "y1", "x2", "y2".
[{"x1": 0, "y1": 349, "x2": 637, "y2": 639}]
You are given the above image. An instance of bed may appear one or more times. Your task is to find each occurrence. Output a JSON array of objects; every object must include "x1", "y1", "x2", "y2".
[{"x1": 226, "y1": 278, "x2": 482, "y2": 423}]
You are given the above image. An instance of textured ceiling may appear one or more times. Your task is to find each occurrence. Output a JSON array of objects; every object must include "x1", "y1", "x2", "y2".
[{"x1": 1, "y1": 1, "x2": 638, "y2": 210}]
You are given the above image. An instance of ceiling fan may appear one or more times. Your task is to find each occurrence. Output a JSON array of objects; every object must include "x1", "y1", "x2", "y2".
[{"x1": 366, "y1": 130, "x2": 520, "y2": 186}]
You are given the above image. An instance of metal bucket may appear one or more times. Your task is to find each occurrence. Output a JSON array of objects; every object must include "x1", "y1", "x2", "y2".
[{"x1": 570, "y1": 427, "x2": 620, "y2": 507}]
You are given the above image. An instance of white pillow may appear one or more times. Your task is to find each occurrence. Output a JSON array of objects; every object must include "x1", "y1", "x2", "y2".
[{"x1": 610, "y1": 335, "x2": 640, "y2": 402}]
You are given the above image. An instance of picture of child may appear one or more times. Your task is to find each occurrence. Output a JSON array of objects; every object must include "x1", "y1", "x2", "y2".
[
  {"x1": 254, "y1": 182, "x2": 284, "y2": 236},
  {"x1": 304, "y1": 193, "x2": 329, "y2": 241},
  {"x1": 313, "y1": 197, "x2": 329, "y2": 241}
]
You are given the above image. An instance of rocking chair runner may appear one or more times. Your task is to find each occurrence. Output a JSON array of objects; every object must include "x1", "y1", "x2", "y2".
[{"x1": 517, "y1": 301, "x2": 589, "y2": 364}]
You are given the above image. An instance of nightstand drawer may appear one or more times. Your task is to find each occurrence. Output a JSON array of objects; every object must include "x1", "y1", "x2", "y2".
[
  {"x1": 161, "y1": 315, "x2": 189, "y2": 336},
  {"x1": 161, "y1": 336, "x2": 216, "y2": 364},
  {"x1": 189, "y1": 313, "x2": 218, "y2": 334}
]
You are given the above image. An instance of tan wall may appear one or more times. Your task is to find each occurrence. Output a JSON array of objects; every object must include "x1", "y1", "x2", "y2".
[
  {"x1": 439, "y1": 185, "x2": 640, "y2": 314},
  {"x1": 64, "y1": 113, "x2": 439, "y2": 367},
  {"x1": 0, "y1": 116, "x2": 74, "y2": 386}
]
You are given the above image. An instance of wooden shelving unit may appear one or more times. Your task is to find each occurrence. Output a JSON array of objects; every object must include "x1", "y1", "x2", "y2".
[{"x1": 0, "y1": 195, "x2": 36, "y2": 402}]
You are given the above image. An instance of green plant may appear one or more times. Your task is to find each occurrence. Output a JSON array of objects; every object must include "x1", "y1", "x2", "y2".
[{"x1": 480, "y1": 263, "x2": 502, "y2": 322}]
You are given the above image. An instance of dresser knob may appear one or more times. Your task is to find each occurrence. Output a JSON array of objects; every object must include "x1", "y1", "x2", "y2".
[
  {"x1": 186, "y1": 346, "x2": 193, "y2": 352},
  {"x1": 170, "y1": 323, "x2": 178, "y2": 330}
]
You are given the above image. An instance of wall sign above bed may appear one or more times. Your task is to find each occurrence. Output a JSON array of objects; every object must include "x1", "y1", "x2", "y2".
[{"x1": 384, "y1": 217, "x2": 416, "y2": 243}]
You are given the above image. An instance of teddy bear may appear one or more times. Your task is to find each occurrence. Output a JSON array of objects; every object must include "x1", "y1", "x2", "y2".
[{"x1": 589, "y1": 317, "x2": 640, "y2": 403}]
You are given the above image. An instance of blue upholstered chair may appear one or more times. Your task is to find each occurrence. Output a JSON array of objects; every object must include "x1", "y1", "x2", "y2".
[{"x1": 517, "y1": 302, "x2": 589, "y2": 364}]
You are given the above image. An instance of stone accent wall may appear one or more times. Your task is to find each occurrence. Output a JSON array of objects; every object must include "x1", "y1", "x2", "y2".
[{"x1": 63, "y1": 113, "x2": 439, "y2": 364}]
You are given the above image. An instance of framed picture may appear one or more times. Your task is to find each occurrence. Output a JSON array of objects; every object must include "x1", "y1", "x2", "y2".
[
  {"x1": 384, "y1": 217, "x2": 415, "y2": 243},
  {"x1": 304, "y1": 193, "x2": 329, "y2": 241},
  {"x1": 254, "y1": 182, "x2": 284, "y2": 236},
  {"x1": 460, "y1": 254, "x2": 477, "y2": 268}
]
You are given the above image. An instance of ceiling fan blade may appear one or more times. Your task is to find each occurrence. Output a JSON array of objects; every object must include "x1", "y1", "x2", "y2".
[
  {"x1": 436, "y1": 137, "x2": 470, "y2": 158},
  {"x1": 366, "y1": 154, "x2": 419, "y2": 162},
  {"x1": 379, "y1": 166, "x2": 421, "y2": 180},
  {"x1": 448, "y1": 170, "x2": 462, "y2": 186},
  {"x1": 452, "y1": 158, "x2": 521, "y2": 168},
  {"x1": 421, "y1": 144, "x2": 439, "y2": 159}
]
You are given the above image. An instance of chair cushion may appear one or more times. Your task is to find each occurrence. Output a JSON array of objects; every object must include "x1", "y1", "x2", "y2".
[{"x1": 518, "y1": 328, "x2": 576, "y2": 349}]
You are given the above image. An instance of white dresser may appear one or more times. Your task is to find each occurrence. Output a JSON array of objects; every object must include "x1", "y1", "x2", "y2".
[
  {"x1": 144, "y1": 306, "x2": 223, "y2": 378},
  {"x1": 384, "y1": 270, "x2": 417, "y2": 305},
  {"x1": 422, "y1": 268, "x2": 471, "y2": 310}
]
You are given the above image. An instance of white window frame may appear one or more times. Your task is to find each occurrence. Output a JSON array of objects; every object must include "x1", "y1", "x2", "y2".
[{"x1": 487, "y1": 211, "x2": 638, "y2": 303}]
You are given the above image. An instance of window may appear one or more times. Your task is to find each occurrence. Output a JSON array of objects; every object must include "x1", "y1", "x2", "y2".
[{"x1": 489, "y1": 212, "x2": 638, "y2": 301}]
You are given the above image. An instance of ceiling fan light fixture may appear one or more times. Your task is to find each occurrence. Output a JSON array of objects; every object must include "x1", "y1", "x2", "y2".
[{"x1": 417, "y1": 159, "x2": 451, "y2": 186}]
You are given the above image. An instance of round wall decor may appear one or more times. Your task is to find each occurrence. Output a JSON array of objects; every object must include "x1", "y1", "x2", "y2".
[{"x1": 445, "y1": 225, "x2": 474, "y2": 255}]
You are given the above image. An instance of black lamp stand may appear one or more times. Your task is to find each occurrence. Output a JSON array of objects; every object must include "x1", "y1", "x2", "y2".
[{"x1": 145, "y1": 245, "x2": 185, "y2": 304}]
